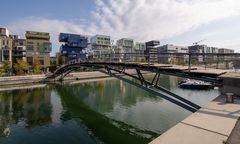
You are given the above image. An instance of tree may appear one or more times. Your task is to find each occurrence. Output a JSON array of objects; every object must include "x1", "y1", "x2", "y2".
[
  {"x1": 33, "y1": 58, "x2": 42, "y2": 74},
  {"x1": 2, "y1": 61, "x2": 11, "y2": 73},
  {"x1": 14, "y1": 59, "x2": 29, "y2": 75},
  {"x1": 58, "y1": 55, "x2": 66, "y2": 66},
  {"x1": 0, "y1": 66, "x2": 4, "y2": 77}
]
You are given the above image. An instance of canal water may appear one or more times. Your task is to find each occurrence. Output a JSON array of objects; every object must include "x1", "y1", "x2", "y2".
[{"x1": 0, "y1": 75, "x2": 220, "y2": 144}]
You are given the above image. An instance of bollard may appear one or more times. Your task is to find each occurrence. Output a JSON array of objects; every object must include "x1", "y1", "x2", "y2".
[{"x1": 225, "y1": 93, "x2": 234, "y2": 103}]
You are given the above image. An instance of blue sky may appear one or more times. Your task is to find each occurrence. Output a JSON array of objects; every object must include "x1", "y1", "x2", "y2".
[
  {"x1": 1, "y1": 0, "x2": 240, "y2": 55},
  {"x1": 1, "y1": 0, "x2": 95, "y2": 24}
]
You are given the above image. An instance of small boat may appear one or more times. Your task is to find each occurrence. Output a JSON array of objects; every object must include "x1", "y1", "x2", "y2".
[{"x1": 178, "y1": 79, "x2": 212, "y2": 89}]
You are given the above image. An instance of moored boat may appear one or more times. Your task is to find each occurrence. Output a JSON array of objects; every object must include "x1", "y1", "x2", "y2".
[{"x1": 178, "y1": 79, "x2": 212, "y2": 89}]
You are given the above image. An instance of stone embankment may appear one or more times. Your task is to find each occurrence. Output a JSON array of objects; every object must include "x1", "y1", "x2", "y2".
[
  {"x1": 0, "y1": 70, "x2": 140, "y2": 86},
  {"x1": 0, "y1": 75, "x2": 45, "y2": 86}
]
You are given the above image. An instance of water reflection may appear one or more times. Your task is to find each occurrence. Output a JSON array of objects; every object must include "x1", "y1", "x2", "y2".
[
  {"x1": 64, "y1": 78, "x2": 194, "y2": 134},
  {"x1": 71, "y1": 80, "x2": 160, "y2": 113},
  {"x1": 0, "y1": 75, "x2": 220, "y2": 144},
  {"x1": 55, "y1": 84, "x2": 156, "y2": 144},
  {"x1": 0, "y1": 88, "x2": 52, "y2": 137}
]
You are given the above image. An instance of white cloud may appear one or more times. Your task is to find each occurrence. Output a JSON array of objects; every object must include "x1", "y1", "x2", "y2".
[
  {"x1": 7, "y1": 17, "x2": 95, "y2": 54},
  {"x1": 96, "y1": 0, "x2": 240, "y2": 40},
  {"x1": 7, "y1": 0, "x2": 240, "y2": 54}
]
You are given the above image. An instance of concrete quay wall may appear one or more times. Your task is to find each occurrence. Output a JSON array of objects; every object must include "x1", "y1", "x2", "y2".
[
  {"x1": 0, "y1": 70, "x2": 141, "y2": 86},
  {"x1": 0, "y1": 75, "x2": 45, "y2": 86},
  {"x1": 219, "y1": 72, "x2": 240, "y2": 96},
  {"x1": 150, "y1": 95, "x2": 240, "y2": 144}
]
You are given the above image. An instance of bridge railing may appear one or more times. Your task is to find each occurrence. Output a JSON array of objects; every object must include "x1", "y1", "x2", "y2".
[{"x1": 84, "y1": 52, "x2": 240, "y2": 72}]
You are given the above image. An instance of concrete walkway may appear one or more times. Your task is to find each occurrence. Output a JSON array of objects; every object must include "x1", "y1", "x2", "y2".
[{"x1": 150, "y1": 95, "x2": 240, "y2": 144}]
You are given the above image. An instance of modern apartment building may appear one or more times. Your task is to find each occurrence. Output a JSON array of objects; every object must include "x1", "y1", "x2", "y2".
[
  {"x1": 59, "y1": 33, "x2": 88, "y2": 63},
  {"x1": 145, "y1": 40, "x2": 160, "y2": 63},
  {"x1": 219, "y1": 48, "x2": 234, "y2": 61},
  {"x1": 188, "y1": 45, "x2": 207, "y2": 63},
  {"x1": 0, "y1": 28, "x2": 13, "y2": 66},
  {"x1": 12, "y1": 37, "x2": 27, "y2": 64},
  {"x1": 188, "y1": 45, "x2": 220, "y2": 63},
  {"x1": 134, "y1": 42, "x2": 146, "y2": 62},
  {"x1": 218, "y1": 48, "x2": 234, "y2": 54},
  {"x1": 158, "y1": 44, "x2": 188, "y2": 64},
  {"x1": 117, "y1": 38, "x2": 134, "y2": 62},
  {"x1": 25, "y1": 31, "x2": 52, "y2": 70},
  {"x1": 91, "y1": 35, "x2": 112, "y2": 60},
  {"x1": 111, "y1": 44, "x2": 123, "y2": 62}
]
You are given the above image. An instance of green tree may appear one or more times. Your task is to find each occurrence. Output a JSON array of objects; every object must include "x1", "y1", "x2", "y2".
[
  {"x1": 2, "y1": 61, "x2": 11, "y2": 73},
  {"x1": 33, "y1": 58, "x2": 42, "y2": 74},
  {"x1": 0, "y1": 66, "x2": 4, "y2": 77},
  {"x1": 14, "y1": 59, "x2": 29, "y2": 75},
  {"x1": 58, "y1": 56, "x2": 65, "y2": 66}
]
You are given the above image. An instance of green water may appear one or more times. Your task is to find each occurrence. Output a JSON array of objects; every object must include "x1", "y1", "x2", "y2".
[{"x1": 0, "y1": 75, "x2": 220, "y2": 144}]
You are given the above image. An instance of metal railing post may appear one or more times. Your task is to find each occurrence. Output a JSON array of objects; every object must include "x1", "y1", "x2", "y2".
[
  {"x1": 148, "y1": 53, "x2": 150, "y2": 66},
  {"x1": 188, "y1": 53, "x2": 191, "y2": 73}
]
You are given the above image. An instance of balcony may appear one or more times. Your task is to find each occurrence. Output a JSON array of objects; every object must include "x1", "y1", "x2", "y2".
[
  {"x1": 26, "y1": 31, "x2": 50, "y2": 40},
  {"x1": 12, "y1": 53, "x2": 26, "y2": 57},
  {"x1": 37, "y1": 42, "x2": 52, "y2": 53}
]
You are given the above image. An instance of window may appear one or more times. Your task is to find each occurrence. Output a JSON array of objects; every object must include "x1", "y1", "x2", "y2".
[
  {"x1": 27, "y1": 41, "x2": 34, "y2": 44},
  {"x1": 40, "y1": 60, "x2": 44, "y2": 65},
  {"x1": 27, "y1": 57, "x2": 33, "y2": 65},
  {"x1": 27, "y1": 46, "x2": 34, "y2": 51}
]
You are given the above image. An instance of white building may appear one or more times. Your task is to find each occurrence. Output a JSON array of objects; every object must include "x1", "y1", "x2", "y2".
[
  {"x1": 134, "y1": 42, "x2": 146, "y2": 62},
  {"x1": 158, "y1": 44, "x2": 188, "y2": 64},
  {"x1": 188, "y1": 45, "x2": 219, "y2": 63},
  {"x1": 91, "y1": 35, "x2": 112, "y2": 60},
  {"x1": 117, "y1": 38, "x2": 134, "y2": 62}
]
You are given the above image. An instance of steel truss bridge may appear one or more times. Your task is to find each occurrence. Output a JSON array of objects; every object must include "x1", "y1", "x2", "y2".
[{"x1": 44, "y1": 60, "x2": 231, "y2": 113}]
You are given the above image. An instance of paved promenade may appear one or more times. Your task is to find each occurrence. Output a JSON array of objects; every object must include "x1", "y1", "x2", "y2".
[{"x1": 150, "y1": 95, "x2": 240, "y2": 144}]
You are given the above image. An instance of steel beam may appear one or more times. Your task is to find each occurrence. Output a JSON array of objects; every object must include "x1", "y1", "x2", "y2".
[{"x1": 100, "y1": 70, "x2": 198, "y2": 112}]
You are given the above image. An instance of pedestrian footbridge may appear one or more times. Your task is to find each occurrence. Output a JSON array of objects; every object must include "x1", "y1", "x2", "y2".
[{"x1": 44, "y1": 62, "x2": 233, "y2": 113}]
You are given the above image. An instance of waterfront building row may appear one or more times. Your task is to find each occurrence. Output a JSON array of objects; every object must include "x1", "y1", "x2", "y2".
[
  {"x1": 1, "y1": 27, "x2": 236, "y2": 71},
  {"x1": 0, "y1": 28, "x2": 52, "y2": 72},
  {"x1": 58, "y1": 33, "x2": 160, "y2": 63},
  {"x1": 158, "y1": 44, "x2": 235, "y2": 64}
]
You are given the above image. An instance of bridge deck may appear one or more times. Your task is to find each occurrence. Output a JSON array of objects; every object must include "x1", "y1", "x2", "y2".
[
  {"x1": 49, "y1": 62, "x2": 231, "y2": 83},
  {"x1": 219, "y1": 72, "x2": 240, "y2": 79},
  {"x1": 188, "y1": 68, "x2": 227, "y2": 75},
  {"x1": 158, "y1": 66, "x2": 197, "y2": 72},
  {"x1": 90, "y1": 62, "x2": 228, "y2": 78}
]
